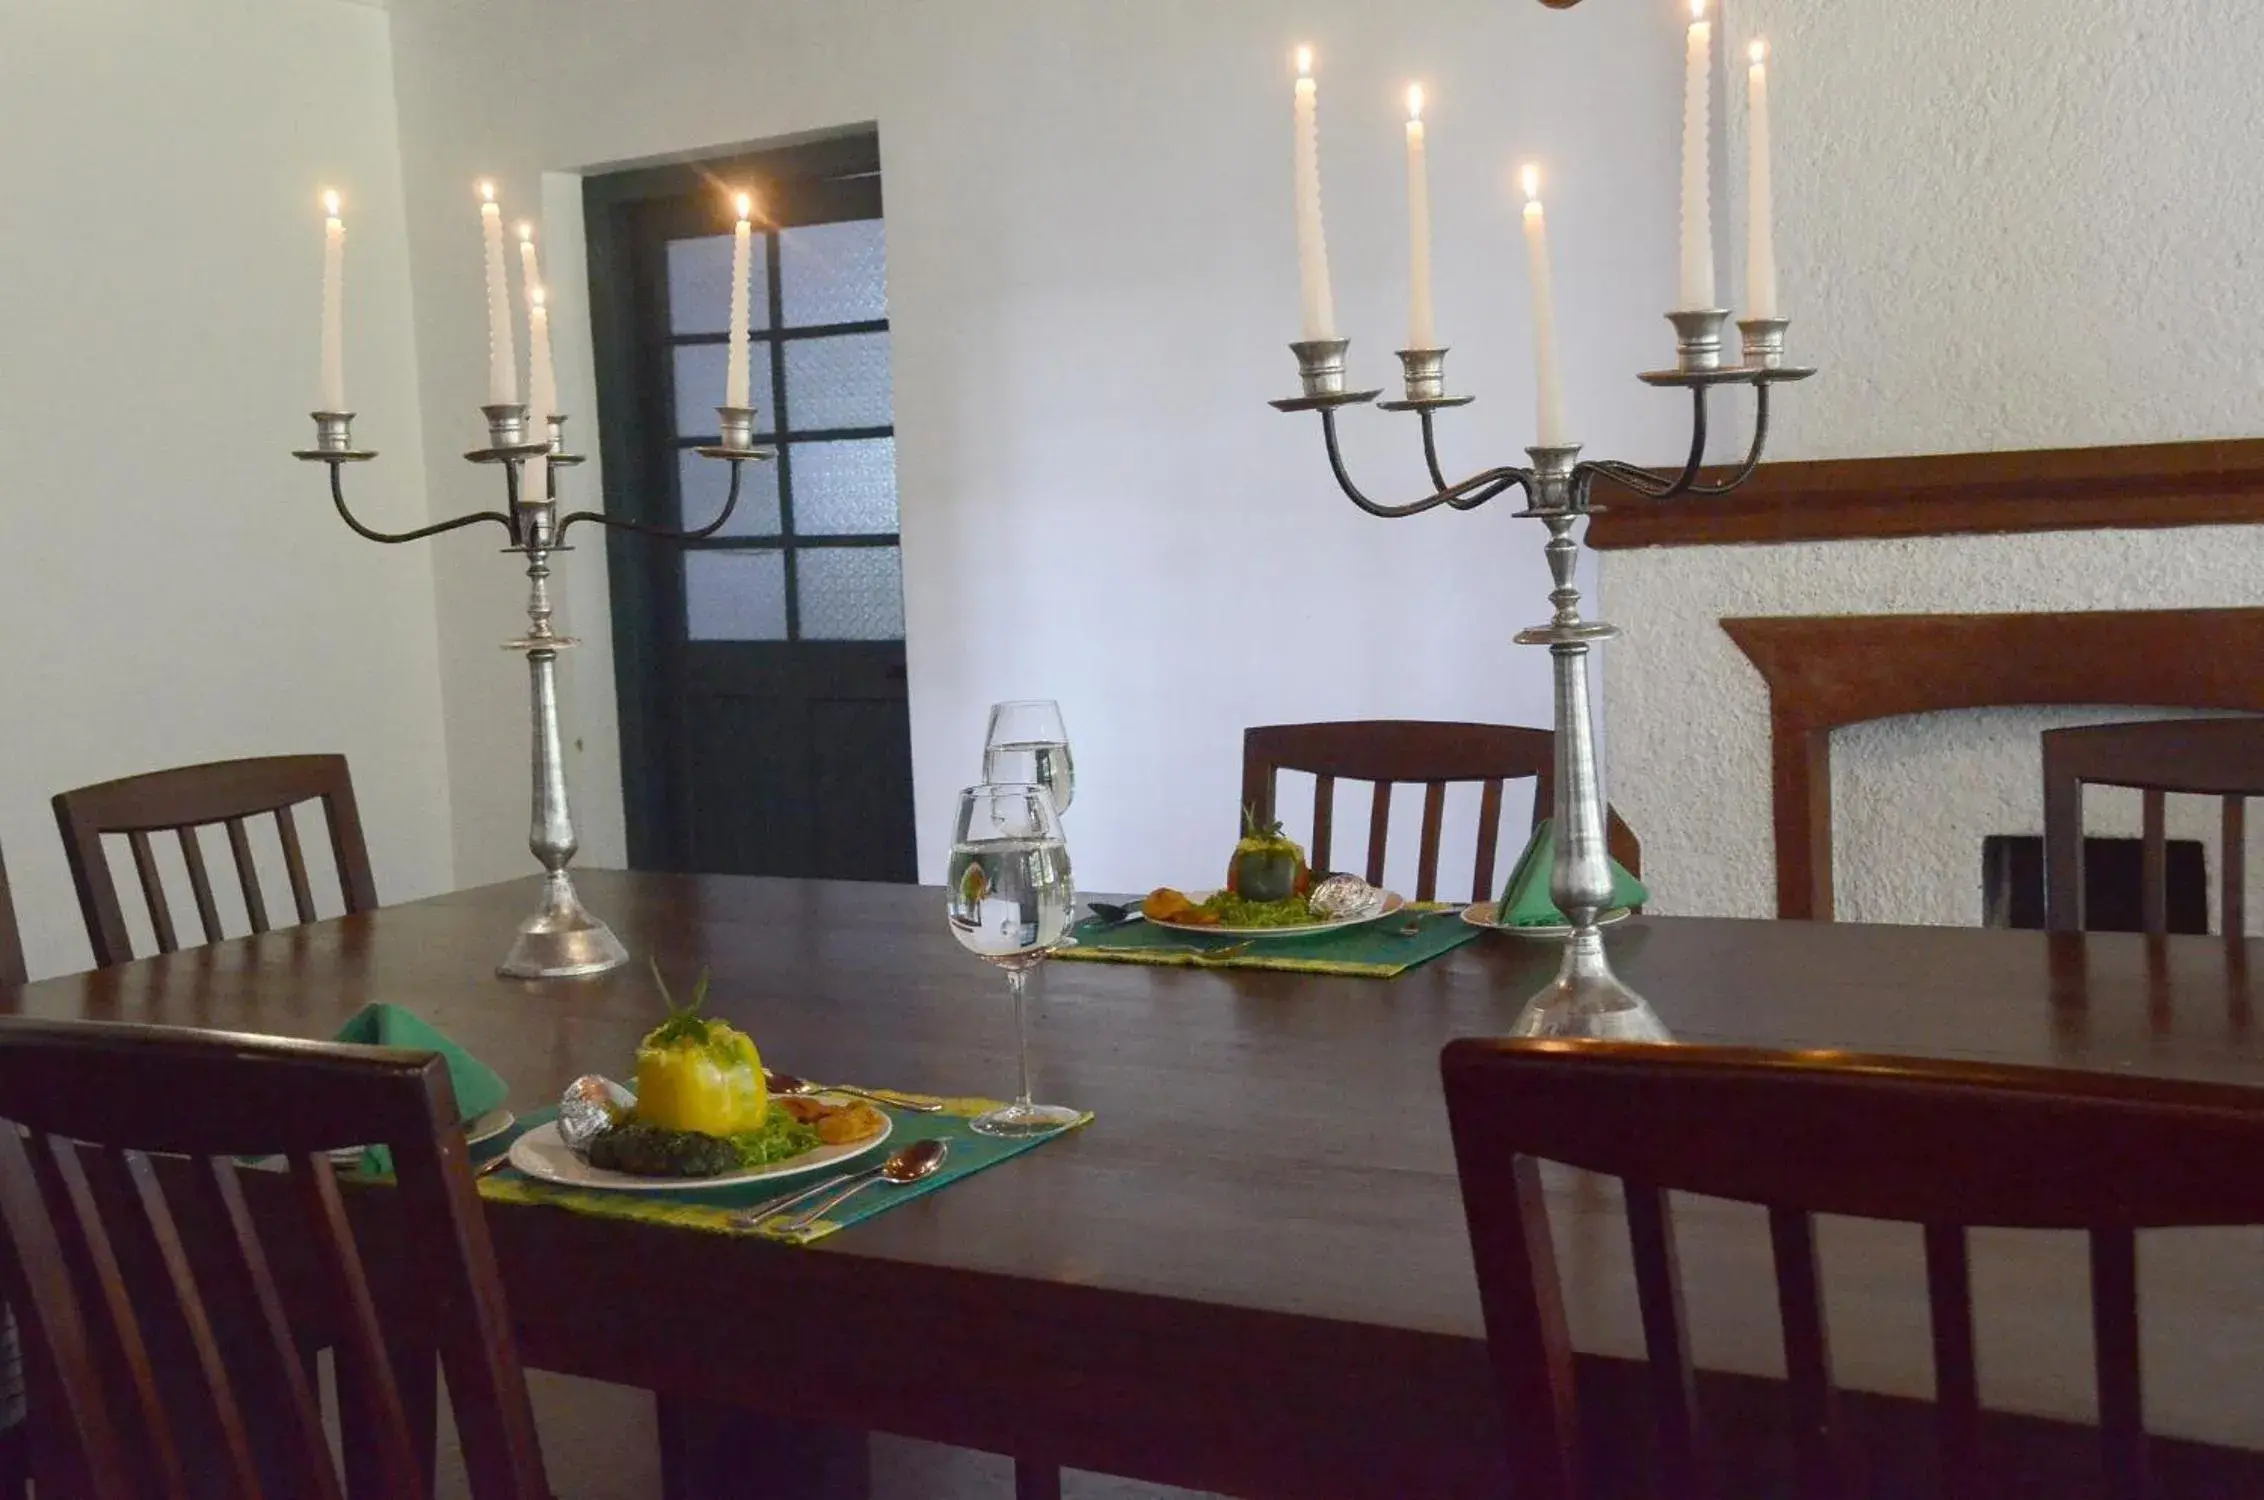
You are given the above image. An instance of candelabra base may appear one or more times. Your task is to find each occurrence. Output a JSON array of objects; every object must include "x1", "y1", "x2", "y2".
[
  {"x1": 499, "y1": 870, "x2": 630, "y2": 980},
  {"x1": 1509, "y1": 926, "x2": 1672, "y2": 1042}
]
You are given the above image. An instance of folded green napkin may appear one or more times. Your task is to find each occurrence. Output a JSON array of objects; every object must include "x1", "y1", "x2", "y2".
[
  {"x1": 1498, "y1": 819, "x2": 1647, "y2": 926},
  {"x1": 332, "y1": 1003, "x2": 508, "y2": 1125}
]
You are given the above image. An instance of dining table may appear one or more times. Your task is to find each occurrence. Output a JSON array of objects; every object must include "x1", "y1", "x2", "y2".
[{"x1": 12, "y1": 869, "x2": 2264, "y2": 1498}]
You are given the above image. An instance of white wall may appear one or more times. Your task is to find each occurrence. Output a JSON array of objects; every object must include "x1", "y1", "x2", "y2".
[
  {"x1": 0, "y1": 0, "x2": 456, "y2": 977},
  {"x1": 382, "y1": 0, "x2": 1704, "y2": 895},
  {"x1": 1606, "y1": 0, "x2": 2264, "y2": 927}
]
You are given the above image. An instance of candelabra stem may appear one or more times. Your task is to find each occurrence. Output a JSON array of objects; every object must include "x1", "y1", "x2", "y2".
[
  {"x1": 1509, "y1": 507, "x2": 1669, "y2": 1042},
  {"x1": 497, "y1": 537, "x2": 629, "y2": 980}
]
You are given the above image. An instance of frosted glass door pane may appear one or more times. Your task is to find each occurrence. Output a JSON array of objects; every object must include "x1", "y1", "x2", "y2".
[
  {"x1": 789, "y1": 438, "x2": 897, "y2": 534},
  {"x1": 798, "y1": 546, "x2": 904, "y2": 640},
  {"x1": 783, "y1": 333, "x2": 891, "y2": 431},
  {"x1": 675, "y1": 344, "x2": 776, "y2": 438},
  {"x1": 779, "y1": 220, "x2": 887, "y2": 327},
  {"x1": 678, "y1": 449, "x2": 780, "y2": 536},
  {"x1": 684, "y1": 550, "x2": 787, "y2": 640},
  {"x1": 667, "y1": 233, "x2": 770, "y2": 335}
]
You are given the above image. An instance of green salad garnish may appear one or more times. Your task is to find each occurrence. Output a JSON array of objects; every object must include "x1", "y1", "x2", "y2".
[
  {"x1": 588, "y1": 1102, "x2": 819, "y2": 1178},
  {"x1": 1196, "y1": 891, "x2": 1318, "y2": 927}
]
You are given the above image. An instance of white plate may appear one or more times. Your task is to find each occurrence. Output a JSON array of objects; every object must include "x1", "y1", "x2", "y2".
[
  {"x1": 505, "y1": 1109, "x2": 893, "y2": 1193},
  {"x1": 1146, "y1": 889, "x2": 1406, "y2": 940},
  {"x1": 1461, "y1": 901, "x2": 1634, "y2": 938},
  {"x1": 328, "y1": 1106, "x2": 516, "y2": 1164}
]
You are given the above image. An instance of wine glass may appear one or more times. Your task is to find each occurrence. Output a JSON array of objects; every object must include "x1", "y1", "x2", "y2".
[
  {"x1": 983, "y1": 700, "x2": 1075, "y2": 816},
  {"x1": 945, "y1": 783, "x2": 1083, "y2": 1137}
]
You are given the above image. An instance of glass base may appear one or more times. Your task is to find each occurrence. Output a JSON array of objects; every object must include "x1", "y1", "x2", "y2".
[{"x1": 971, "y1": 1102, "x2": 1084, "y2": 1138}]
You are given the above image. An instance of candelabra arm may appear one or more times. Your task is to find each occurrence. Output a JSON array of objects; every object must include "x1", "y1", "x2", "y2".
[
  {"x1": 1417, "y1": 408, "x2": 1452, "y2": 494},
  {"x1": 1678, "y1": 380, "x2": 1773, "y2": 496},
  {"x1": 1318, "y1": 407, "x2": 1530, "y2": 519},
  {"x1": 324, "y1": 462, "x2": 513, "y2": 546},
  {"x1": 556, "y1": 454, "x2": 759, "y2": 543}
]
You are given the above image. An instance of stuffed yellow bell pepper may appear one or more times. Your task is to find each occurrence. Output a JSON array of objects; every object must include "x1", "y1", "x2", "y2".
[{"x1": 633, "y1": 966, "x2": 769, "y2": 1135}]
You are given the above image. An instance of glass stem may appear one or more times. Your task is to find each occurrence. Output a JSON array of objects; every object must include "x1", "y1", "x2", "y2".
[{"x1": 1008, "y1": 964, "x2": 1035, "y2": 1108}]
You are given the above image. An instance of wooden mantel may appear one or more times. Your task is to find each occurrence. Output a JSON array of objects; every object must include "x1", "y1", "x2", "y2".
[
  {"x1": 1723, "y1": 607, "x2": 2264, "y2": 920},
  {"x1": 1587, "y1": 437, "x2": 2264, "y2": 550}
]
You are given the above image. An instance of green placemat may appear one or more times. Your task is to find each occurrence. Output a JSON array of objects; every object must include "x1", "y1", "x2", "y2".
[
  {"x1": 1053, "y1": 902, "x2": 1476, "y2": 977},
  {"x1": 477, "y1": 1092, "x2": 1089, "y2": 1246}
]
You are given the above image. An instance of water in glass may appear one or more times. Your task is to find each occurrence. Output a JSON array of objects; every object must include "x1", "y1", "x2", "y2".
[{"x1": 981, "y1": 739, "x2": 1076, "y2": 817}]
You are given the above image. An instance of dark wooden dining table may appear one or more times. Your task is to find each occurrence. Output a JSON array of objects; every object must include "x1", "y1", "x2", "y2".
[{"x1": 13, "y1": 869, "x2": 2264, "y2": 1497}]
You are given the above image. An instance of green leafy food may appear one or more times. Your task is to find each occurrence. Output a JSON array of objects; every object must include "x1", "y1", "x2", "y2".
[
  {"x1": 1195, "y1": 891, "x2": 1318, "y2": 928},
  {"x1": 587, "y1": 1103, "x2": 821, "y2": 1178}
]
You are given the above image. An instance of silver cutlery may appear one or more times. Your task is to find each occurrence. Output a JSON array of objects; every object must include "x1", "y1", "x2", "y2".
[
  {"x1": 776, "y1": 1139, "x2": 950, "y2": 1234},
  {"x1": 765, "y1": 1068, "x2": 945, "y2": 1114}
]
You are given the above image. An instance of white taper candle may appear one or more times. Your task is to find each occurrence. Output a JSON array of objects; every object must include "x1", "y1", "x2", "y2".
[
  {"x1": 478, "y1": 182, "x2": 518, "y2": 406},
  {"x1": 319, "y1": 190, "x2": 345, "y2": 413},
  {"x1": 1520, "y1": 165, "x2": 1569, "y2": 448},
  {"x1": 1404, "y1": 84, "x2": 1436, "y2": 351},
  {"x1": 1678, "y1": 0, "x2": 1717, "y2": 311},
  {"x1": 1291, "y1": 47, "x2": 1338, "y2": 342},
  {"x1": 726, "y1": 192, "x2": 754, "y2": 411},
  {"x1": 1745, "y1": 39, "x2": 1779, "y2": 321},
  {"x1": 527, "y1": 287, "x2": 558, "y2": 430}
]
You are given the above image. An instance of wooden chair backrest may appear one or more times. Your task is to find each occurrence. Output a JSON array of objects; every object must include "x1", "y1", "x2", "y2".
[
  {"x1": 1240, "y1": 721, "x2": 1640, "y2": 903},
  {"x1": 53, "y1": 755, "x2": 378, "y2": 967},
  {"x1": 0, "y1": 1016, "x2": 546, "y2": 1500},
  {"x1": 0, "y1": 840, "x2": 24, "y2": 988},
  {"x1": 1440, "y1": 1038, "x2": 2264, "y2": 1500},
  {"x1": 2043, "y1": 717, "x2": 2264, "y2": 934}
]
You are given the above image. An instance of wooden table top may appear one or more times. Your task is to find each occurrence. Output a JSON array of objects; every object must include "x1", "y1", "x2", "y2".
[{"x1": 15, "y1": 871, "x2": 2264, "y2": 1497}]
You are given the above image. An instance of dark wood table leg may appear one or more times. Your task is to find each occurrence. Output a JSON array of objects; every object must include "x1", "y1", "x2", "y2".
[
  {"x1": 657, "y1": 1394, "x2": 871, "y2": 1500},
  {"x1": 1013, "y1": 1460, "x2": 1063, "y2": 1500}
]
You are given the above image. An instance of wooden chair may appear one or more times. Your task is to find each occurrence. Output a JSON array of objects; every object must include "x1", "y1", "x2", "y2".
[
  {"x1": 53, "y1": 754, "x2": 378, "y2": 967},
  {"x1": 1440, "y1": 1037, "x2": 2264, "y2": 1500},
  {"x1": 2043, "y1": 717, "x2": 2264, "y2": 935},
  {"x1": 0, "y1": 850, "x2": 22, "y2": 1500},
  {"x1": 1242, "y1": 721, "x2": 1640, "y2": 903},
  {"x1": 0, "y1": 1015, "x2": 548, "y2": 1499}
]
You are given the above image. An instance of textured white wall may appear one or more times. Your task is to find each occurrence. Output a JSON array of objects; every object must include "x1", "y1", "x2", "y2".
[
  {"x1": 381, "y1": 0, "x2": 1705, "y2": 895},
  {"x1": 0, "y1": 0, "x2": 456, "y2": 976},
  {"x1": 1607, "y1": 0, "x2": 2264, "y2": 928}
]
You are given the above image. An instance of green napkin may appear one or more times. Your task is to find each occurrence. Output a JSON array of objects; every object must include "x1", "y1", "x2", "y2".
[
  {"x1": 332, "y1": 1003, "x2": 508, "y2": 1125},
  {"x1": 1498, "y1": 818, "x2": 1647, "y2": 926}
]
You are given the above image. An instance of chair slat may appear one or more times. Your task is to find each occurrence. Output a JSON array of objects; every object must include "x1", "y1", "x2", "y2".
[
  {"x1": 1624, "y1": 1182, "x2": 1707, "y2": 1498},
  {"x1": 1310, "y1": 774, "x2": 1335, "y2": 877},
  {"x1": 1768, "y1": 1207, "x2": 1843, "y2": 1499},
  {"x1": 1365, "y1": 783, "x2": 1392, "y2": 888},
  {"x1": 126, "y1": 831, "x2": 179, "y2": 955},
  {"x1": 1473, "y1": 779, "x2": 1505, "y2": 904},
  {"x1": 118, "y1": 1151, "x2": 263, "y2": 1496},
  {"x1": 178, "y1": 1159, "x2": 345, "y2": 1500},
  {"x1": 177, "y1": 829, "x2": 224, "y2": 947},
  {"x1": 2224, "y1": 796, "x2": 2246, "y2": 936},
  {"x1": 294, "y1": 1153, "x2": 428, "y2": 1500},
  {"x1": 2091, "y1": 1228, "x2": 2149, "y2": 1500},
  {"x1": 1414, "y1": 783, "x2": 1447, "y2": 903},
  {"x1": 224, "y1": 817, "x2": 271, "y2": 935},
  {"x1": 2141, "y1": 789, "x2": 2168, "y2": 936},
  {"x1": 277, "y1": 806, "x2": 318, "y2": 926},
  {"x1": 1924, "y1": 1223, "x2": 1984, "y2": 1497}
]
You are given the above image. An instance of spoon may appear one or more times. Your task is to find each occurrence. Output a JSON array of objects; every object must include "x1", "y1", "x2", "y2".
[
  {"x1": 776, "y1": 1138, "x2": 950, "y2": 1233},
  {"x1": 765, "y1": 1069, "x2": 944, "y2": 1114}
]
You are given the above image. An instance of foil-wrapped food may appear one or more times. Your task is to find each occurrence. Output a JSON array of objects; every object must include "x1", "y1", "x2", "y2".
[
  {"x1": 557, "y1": 1074, "x2": 634, "y2": 1153},
  {"x1": 1307, "y1": 873, "x2": 1384, "y2": 920}
]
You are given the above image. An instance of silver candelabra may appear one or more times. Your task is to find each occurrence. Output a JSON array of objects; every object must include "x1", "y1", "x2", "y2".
[
  {"x1": 296, "y1": 402, "x2": 767, "y2": 979},
  {"x1": 1273, "y1": 310, "x2": 1811, "y2": 1039}
]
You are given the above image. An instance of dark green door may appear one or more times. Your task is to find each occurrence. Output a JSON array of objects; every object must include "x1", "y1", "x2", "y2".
[{"x1": 587, "y1": 133, "x2": 916, "y2": 881}]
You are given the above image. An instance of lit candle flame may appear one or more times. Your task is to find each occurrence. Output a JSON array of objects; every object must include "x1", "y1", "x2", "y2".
[
  {"x1": 1690, "y1": 0, "x2": 1705, "y2": 17},
  {"x1": 1406, "y1": 83, "x2": 1424, "y2": 121},
  {"x1": 530, "y1": 285, "x2": 546, "y2": 308},
  {"x1": 322, "y1": 189, "x2": 341, "y2": 218},
  {"x1": 1521, "y1": 163, "x2": 1541, "y2": 202},
  {"x1": 1749, "y1": 37, "x2": 1768, "y2": 63},
  {"x1": 1295, "y1": 45, "x2": 1313, "y2": 77},
  {"x1": 734, "y1": 191, "x2": 754, "y2": 222},
  {"x1": 517, "y1": 221, "x2": 534, "y2": 243},
  {"x1": 478, "y1": 180, "x2": 496, "y2": 203}
]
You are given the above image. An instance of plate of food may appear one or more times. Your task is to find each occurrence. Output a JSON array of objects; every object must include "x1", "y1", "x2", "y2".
[
  {"x1": 507, "y1": 966, "x2": 893, "y2": 1192},
  {"x1": 1139, "y1": 812, "x2": 1404, "y2": 938}
]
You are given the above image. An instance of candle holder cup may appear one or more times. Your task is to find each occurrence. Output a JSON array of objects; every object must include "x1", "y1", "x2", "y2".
[
  {"x1": 295, "y1": 402, "x2": 774, "y2": 980},
  {"x1": 1273, "y1": 315, "x2": 1813, "y2": 1039}
]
